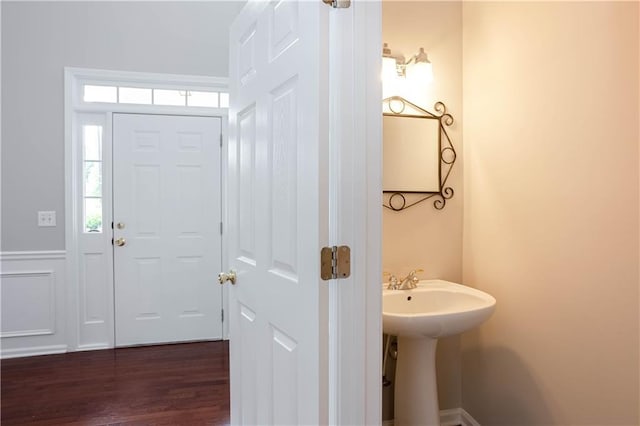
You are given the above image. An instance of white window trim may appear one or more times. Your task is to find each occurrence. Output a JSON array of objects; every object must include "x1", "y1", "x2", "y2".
[
  {"x1": 68, "y1": 67, "x2": 229, "y2": 114},
  {"x1": 64, "y1": 67, "x2": 230, "y2": 351}
]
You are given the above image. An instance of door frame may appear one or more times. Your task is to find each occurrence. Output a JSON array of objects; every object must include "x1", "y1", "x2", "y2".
[
  {"x1": 64, "y1": 67, "x2": 230, "y2": 351},
  {"x1": 325, "y1": 2, "x2": 382, "y2": 423}
]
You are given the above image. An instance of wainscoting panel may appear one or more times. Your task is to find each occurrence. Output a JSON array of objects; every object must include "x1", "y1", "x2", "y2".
[
  {"x1": 1, "y1": 271, "x2": 55, "y2": 338},
  {"x1": 0, "y1": 251, "x2": 67, "y2": 358},
  {"x1": 78, "y1": 250, "x2": 111, "y2": 349}
]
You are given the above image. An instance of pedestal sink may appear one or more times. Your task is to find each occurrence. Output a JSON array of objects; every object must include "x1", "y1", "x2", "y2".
[{"x1": 383, "y1": 280, "x2": 496, "y2": 426}]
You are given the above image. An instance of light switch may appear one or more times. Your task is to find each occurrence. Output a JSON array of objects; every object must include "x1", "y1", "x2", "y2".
[{"x1": 38, "y1": 211, "x2": 56, "y2": 227}]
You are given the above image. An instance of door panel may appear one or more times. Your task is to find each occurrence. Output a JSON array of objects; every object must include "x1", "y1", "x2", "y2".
[
  {"x1": 113, "y1": 114, "x2": 222, "y2": 346},
  {"x1": 228, "y1": 1, "x2": 329, "y2": 424}
]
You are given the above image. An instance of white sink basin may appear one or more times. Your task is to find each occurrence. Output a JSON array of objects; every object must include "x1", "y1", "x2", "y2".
[
  {"x1": 383, "y1": 280, "x2": 496, "y2": 426},
  {"x1": 383, "y1": 279, "x2": 496, "y2": 338}
]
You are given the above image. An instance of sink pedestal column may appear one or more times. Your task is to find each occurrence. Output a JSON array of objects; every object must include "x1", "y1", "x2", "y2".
[{"x1": 395, "y1": 336, "x2": 440, "y2": 426}]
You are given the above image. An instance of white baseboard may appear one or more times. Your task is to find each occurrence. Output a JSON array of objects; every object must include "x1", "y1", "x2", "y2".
[
  {"x1": 76, "y1": 343, "x2": 110, "y2": 352},
  {"x1": 1, "y1": 344, "x2": 68, "y2": 359},
  {"x1": 384, "y1": 408, "x2": 481, "y2": 426},
  {"x1": 440, "y1": 408, "x2": 461, "y2": 426},
  {"x1": 460, "y1": 409, "x2": 481, "y2": 426}
]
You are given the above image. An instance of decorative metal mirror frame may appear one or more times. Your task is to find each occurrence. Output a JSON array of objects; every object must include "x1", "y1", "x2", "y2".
[{"x1": 382, "y1": 96, "x2": 456, "y2": 211}]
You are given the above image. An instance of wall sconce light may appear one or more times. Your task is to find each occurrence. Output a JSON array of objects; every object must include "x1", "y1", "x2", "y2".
[{"x1": 382, "y1": 43, "x2": 433, "y2": 86}]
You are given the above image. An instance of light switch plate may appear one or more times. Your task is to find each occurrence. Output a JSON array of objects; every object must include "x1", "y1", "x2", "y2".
[{"x1": 38, "y1": 211, "x2": 56, "y2": 227}]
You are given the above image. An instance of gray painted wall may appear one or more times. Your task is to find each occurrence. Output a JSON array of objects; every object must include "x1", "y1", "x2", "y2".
[{"x1": 1, "y1": 1, "x2": 244, "y2": 251}]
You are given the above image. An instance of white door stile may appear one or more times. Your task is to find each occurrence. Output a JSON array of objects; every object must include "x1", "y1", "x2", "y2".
[{"x1": 104, "y1": 111, "x2": 116, "y2": 348}]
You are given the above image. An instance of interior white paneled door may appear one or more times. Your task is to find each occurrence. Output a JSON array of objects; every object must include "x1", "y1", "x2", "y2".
[
  {"x1": 113, "y1": 114, "x2": 222, "y2": 347},
  {"x1": 227, "y1": 1, "x2": 329, "y2": 424}
]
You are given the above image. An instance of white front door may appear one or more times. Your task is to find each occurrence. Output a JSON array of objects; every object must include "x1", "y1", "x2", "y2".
[
  {"x1": 226, "y1": 1, "x2": 330, "y2": 424},
  {"x1": 113, "y1": 114, "x2": 222, "y2": 347}
]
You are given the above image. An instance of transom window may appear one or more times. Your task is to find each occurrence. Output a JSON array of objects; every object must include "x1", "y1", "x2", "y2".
[{"x1": 83, "y1": 84, "x2": 229, "y2": 108}]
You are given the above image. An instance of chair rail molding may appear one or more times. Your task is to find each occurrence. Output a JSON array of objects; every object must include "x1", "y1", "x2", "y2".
[
  {"x1": 0, "y1": 250, "x2": 68, "y2": 359},
  {"x1": 1, "y1": 250, "x2": 66, "y2": 261}
]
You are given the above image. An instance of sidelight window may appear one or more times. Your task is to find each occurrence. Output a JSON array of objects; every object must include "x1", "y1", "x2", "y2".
[{"x1": 82, "y1": 125, "x2": 103, "y2": 233}]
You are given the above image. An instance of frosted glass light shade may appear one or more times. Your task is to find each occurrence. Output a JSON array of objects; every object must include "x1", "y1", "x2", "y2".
[
  {"x1": 382, "y1": 56, "x2": 398, "y2": 82},
  {"x1": 406, "y1": 61, "x2": 433, "y2": 85}
]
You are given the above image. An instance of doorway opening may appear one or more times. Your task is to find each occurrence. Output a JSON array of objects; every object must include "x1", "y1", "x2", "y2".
[{"x1": 65, "y1": 68, "x2": 229, "y2": 350}]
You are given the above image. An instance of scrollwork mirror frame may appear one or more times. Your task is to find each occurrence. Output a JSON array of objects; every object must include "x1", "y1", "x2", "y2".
[{"x1": 382, "y1": 96, "x2": 456, "y2": 211}]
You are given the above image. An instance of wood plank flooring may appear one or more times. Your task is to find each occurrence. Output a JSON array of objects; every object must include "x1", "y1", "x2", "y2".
[{"x1": 1, "y1": 341, "x2": 229, "y2": 425}]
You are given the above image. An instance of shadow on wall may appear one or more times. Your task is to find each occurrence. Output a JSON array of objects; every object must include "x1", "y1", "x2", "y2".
[{"x1": 462, "y1": 339, "x2": 553, "y2": 425}]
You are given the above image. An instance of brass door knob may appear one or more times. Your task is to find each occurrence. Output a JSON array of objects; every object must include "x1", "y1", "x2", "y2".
[
  {"x1": 115, "y1": 238, "x2": 126, "y2": 247},
  {"x1": 218, "y1": 270, "x2": 237, "y2": 285}
]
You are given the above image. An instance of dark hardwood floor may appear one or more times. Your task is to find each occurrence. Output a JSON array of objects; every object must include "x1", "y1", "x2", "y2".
[{"x1": 1, "y1": 341, "x2": 229, "y2": 425}]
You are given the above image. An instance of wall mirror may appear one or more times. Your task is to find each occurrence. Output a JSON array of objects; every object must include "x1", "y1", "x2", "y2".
[{"x1": 383, "y1": 96, "x2": 456, "y2": 211}]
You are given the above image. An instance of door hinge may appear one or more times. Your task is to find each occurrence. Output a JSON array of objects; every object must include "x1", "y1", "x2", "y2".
[
  {"x1": 321, "y1": 245, "x2": 351, "y2": 280},
  {"x1": 322, "y1": 0, "x2": 350, "y2": 8},
  {"x1": 220, "y1": 222, "x2": 223, "y2": 235},
  {"x1": 220, "y1": 133, "x2": 223, "y2": 147},
  {"x1": 221, "y1": 309, "x2": 224, "y2": 322}
]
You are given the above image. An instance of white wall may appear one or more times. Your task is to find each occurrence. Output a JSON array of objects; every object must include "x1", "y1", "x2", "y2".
[
  {"x1": 382, "y1": 0, "x2": 463, "y2": 411},
  {"x1": 462, "y1": 2, "x2": 639, "y2": 423},
  {"x1": 1, "y1": 1, "x2": 244, "y2": 251}
]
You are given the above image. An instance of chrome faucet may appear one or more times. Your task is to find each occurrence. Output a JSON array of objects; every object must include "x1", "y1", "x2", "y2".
[{"x1": 397, "y1": 269, "x2": 423, "y2": 290}]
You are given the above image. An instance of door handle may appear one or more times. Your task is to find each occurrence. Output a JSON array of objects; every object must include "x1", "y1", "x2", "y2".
[
  {"x1": 115, "y1": 238, "x2": 126, "y2": 247},
  {"x1": 218, "y1": 270, "x2": 237, "y2": 285}
]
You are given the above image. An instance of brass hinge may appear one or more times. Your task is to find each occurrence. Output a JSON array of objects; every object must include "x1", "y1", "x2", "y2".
[
  {"x1": 322, "y1": 0, "x2": 351, "y2": 8},
  {"x1": 321, "y1": 245, "x2": 351, "y2": 280}
]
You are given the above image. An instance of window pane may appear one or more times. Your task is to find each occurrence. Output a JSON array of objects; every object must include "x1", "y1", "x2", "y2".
[
  {"x1": 188, "y1": 91, "x2": 219, "y2": 108},
  {"x1": 84, "y1": 162, "x2": 102, "y2": 197},
  {"x1": 83, "y1": 125, "x2": 102, "y2": 161},
  {"x1": 154, "y1": 89, "x2": 186, "y2": 106},
  {"x1": 84, "y1": 85, "x2": 117, "y2": 103},
  {"x1": 84, "y1": 198, "x2": 102, "y2": 233},
  {"x1": 219, "y1": 92, "x2": 230, "y2": 108},
  {"x1": 119, "y1": 87, "x2": 152, "y2": 104}
]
